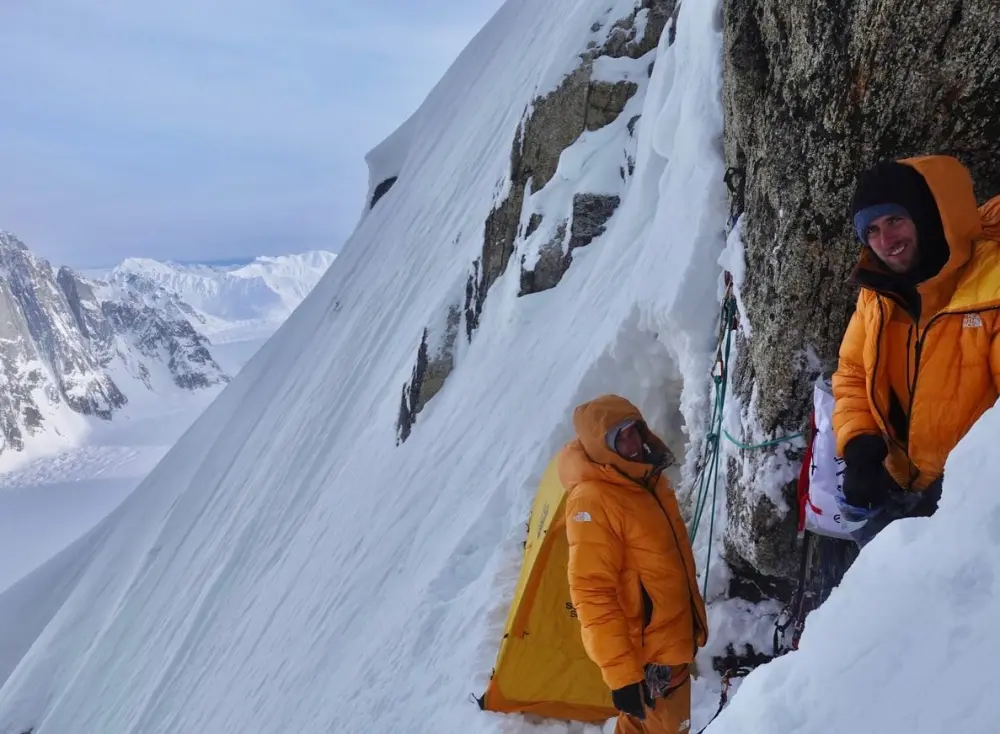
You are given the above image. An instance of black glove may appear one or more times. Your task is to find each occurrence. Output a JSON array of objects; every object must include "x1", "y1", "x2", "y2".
[
  {"x1": 611, "y1": 681, "x2": 653, "y2": 719},
  {"x1": 841, "y1": 435, "x2": 898, "y2": 509}
]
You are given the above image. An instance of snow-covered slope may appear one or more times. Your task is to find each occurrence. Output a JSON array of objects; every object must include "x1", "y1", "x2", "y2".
[
  {"x1": 704, "y1": 406, "x2": 1000, "y2": 734},
  {"x1": 0, "y1": 1, "x2": 934, "y2": 732},
  {"x1": 0, "y1": 388, "x2": 218, "y2": 596},
  {"x1": 110, "y1": 251, "x2": 336, "y2": 326}
]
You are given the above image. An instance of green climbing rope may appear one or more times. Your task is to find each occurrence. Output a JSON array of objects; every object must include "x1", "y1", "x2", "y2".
[
  {"x1": 687, "y1": 290, "x2": 807, "y2": 600},
  {"x1": 721, "y1": 428, "x2": 805, "y2": 451},
  {"x1": 689, "y1": 380, "x2": 723, "y2": 540},
  {"x1": 688, "y1": 293, "x2": 735, "y2": 600}
]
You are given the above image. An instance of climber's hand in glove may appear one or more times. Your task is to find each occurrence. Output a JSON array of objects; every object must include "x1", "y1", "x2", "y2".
[
  {"x1": 841, "y1": 434, "x2": 898, "y2": 510},
  {"x1": 611, "y1": 681, "x2": 653, "y2": 720}
]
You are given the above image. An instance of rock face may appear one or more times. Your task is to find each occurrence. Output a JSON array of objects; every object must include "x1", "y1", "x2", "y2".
[
  {"x1": 465, "y1": 62, "x2": 595, "y2": 333},
  {"x1": 0, "y1": 233, "x2": 125, "y2": 423},
  {"x1": 396, "y1": 305, "x2": 461, "y2": 444},
  {"x1": 59, "y1": 267, "x2": 228, "y2": 391},
  {"x1": 569, "y1": 194, "x2": 622, "y2": 251},
  {"x1": 0, "y1": 231, "x2": 229, "y2": 459},
  {"x1": 721, "y1": 0, "x2": 1000, "y2": 579},
  {"x1": 0, "y1": 278, "x2": 48, "y2": 453},
  {"x1": 370, "y1": 177, "x2": 398, "y2": 208},
  {"x1": 518, "y1": 194, "x2": 621, "y2": 296},
  {"x1": 465, "y1": 0, "x2": 676, "y2": 334},
  {"x1": 393, "y1": 1, "x2": 678, "y2": 443},
  {"x1": 519, "y1": 221, "x2": 568, "y2": 296},
  {"x1": 590, "y1": 0, "x2": 677, "y2": 62},
  {"x1": 57, "y1": 268, "x2": 118, "y2": 366}
]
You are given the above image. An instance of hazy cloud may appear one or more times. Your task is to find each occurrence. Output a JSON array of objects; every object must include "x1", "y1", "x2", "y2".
[{"x1": 0, "y1": 1, "x2": 504, "y2": 266}]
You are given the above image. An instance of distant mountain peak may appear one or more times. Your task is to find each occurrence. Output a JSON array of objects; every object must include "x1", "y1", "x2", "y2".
[
  {"x1": 0, "y1": 239, "x2": 336, "y2": 464},
  {"x1": 0, "y1": 233, "x2": 233, "y2": 463},
  {"x1": 0, "y1": 231, "x2": 28, "y2": 250},
  {"x1": 109, "y1": 250, "x2": 336, "y2": 325}
]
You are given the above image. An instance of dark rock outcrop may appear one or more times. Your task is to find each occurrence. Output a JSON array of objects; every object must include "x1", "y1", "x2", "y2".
[
  {"x1": 463, "y1": 0, "x2": 668, "y2": 335},
  {"x1": 518, "y1": 194, "x2": 622, "y2": 296},
  {"x1": 591, "y1": 0, "x2": 677, "y2": 61},
  {"x1": 411, "y1": 2, "x2": 677, "y2": 440},
  {"x1": 519, "y1": 221, "x2": 568, "y2": 296},
  {"x1": 586, "y1": 82, "x2": 640, "y2": 131},
  {"x1": 525, "y1": 213, "x2": 544, "y2": 239},
  {"x1": 396, "y1": 305, "x2": 461, "y2": 443},
  {"x1": 371, "y1": 177, "x2": 398, "y2": 208},
  {"x1": 721, "y1": 0, "x2": 1000, "y2": 578},
  {"x1": 569, "y1": 194, "x2": 621, "y2": 251},
  {"x1": 465, "y1": 62, "x2": 598, "y2": 321}
]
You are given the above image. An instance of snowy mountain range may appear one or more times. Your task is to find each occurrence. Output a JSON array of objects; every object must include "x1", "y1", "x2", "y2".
[
  {"x1": 0, "y1": 231, "x2": 335, "y2": 465},
  {"x1": 94, "y1": 250, "x2": 336, "y2": 327}
]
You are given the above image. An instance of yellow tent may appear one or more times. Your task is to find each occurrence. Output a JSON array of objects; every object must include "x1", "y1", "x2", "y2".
[{"x1": 477, "y1": 454, "x2": 616, "y2": 722}]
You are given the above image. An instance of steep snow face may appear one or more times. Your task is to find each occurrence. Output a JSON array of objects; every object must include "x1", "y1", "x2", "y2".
[
  {"x1": 0, "y1": 1, "x2": 742, "y2": 733},
  {"x1": 704, "y1": 405, "x2": 1000, "y2": 734},
  {"x1": 112, "y1": 251, "x2": 336, "y2": 325},
  {"x1": 0, "y1": 389, "x2": 219, "y2": 596}
]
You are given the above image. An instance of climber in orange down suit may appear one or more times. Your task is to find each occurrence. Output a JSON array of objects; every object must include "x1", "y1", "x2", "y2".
[
  {"x1": 559, "y1": 394, "x2": 708, "y2": 734},
  {"x1": 833, "y1": 154, "x2": 1000, "y2": 544}
]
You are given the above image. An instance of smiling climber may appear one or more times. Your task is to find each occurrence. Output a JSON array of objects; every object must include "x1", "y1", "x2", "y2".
[
  {"x1": 558, "y1": 394, "x2": 707, "y2": 734},
  {"x1": 832, "y1": 154, "x2": 1000, "y2": 544}
]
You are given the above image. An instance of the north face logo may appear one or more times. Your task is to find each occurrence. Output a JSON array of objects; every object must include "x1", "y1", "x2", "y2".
[{"x1": 963, "y1": 313, "x2": 983, "y2": 328}]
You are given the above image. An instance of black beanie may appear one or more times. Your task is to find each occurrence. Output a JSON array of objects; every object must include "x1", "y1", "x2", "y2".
[{"x1": 850, "y1": 160, "x2": 950, "y2": 280}]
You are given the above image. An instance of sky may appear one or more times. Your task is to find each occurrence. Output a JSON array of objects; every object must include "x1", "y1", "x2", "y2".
[{"x1": 0, "y1": 1, "x2": 505, "y2": 268}]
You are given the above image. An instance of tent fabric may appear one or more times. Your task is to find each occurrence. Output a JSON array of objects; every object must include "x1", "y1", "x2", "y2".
[{"x1": 479, "y1": 456, "x2": 616, "y2": 722}]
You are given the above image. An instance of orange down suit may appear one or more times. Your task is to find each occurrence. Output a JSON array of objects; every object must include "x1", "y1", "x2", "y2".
[
  {"x1": 558, "y1": 395, "x2": 708, "y2": 702},
  {"x1": 833, "y1": 155, "x2": 1000, "y2": 491}
]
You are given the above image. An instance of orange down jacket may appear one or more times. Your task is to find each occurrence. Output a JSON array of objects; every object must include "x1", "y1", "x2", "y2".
[
  {"x1": 558, "y1": 395, "x2": 708, "y2": 692},
  {"x1": 833, "y1": 155, "x2": 1000, "y2": 491}
]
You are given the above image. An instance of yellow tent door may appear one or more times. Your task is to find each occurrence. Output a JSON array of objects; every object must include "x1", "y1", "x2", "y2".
[{"x1": 477, "y1": 454, "x2": 616, "y2": 722}]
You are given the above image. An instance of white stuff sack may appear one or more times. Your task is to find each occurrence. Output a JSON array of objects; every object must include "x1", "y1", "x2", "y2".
[{"x1": 804, "y1": 378, "x2": 867, "y2": 540}]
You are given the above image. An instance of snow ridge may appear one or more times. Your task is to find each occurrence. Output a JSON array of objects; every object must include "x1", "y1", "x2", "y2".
[{"x1": 111, "y1": 251, "x2": 336, "y2": 325}]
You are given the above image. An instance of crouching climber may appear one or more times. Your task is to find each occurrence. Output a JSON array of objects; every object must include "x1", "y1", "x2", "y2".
[
  {"x1": 833, "y1": 154, "x2": 1000, "y2": 545},
  {"x1": 558, "y1": 394, "x2": 708, "y2": 733}
]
